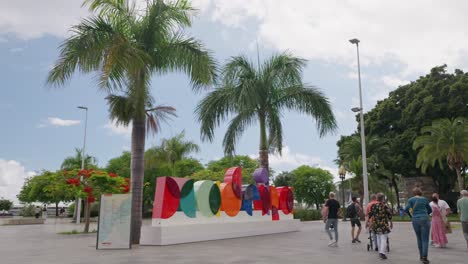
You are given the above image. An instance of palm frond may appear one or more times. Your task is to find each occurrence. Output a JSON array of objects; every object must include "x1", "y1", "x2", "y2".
[
  {"x1": 145, "y1": 105, "x2": 177, "y2": 135},
  {"x1": 261, "y1": 52, "x2": 306, "y2": 89},
  {"x1": 153, "y1": 34, "x2": 217, "y2": 90},
  {"x1": 278, "y1": 85, "x2": 337, "y2": 136},
  {"x1": 196, "y1": 86, "x2": 238, "y2": 142},
  {"x1": 106, "y1": 94, "x2": 133, "y2": 125},
  {"x1": 267, "y1": 108, "x2": 283, "y2": 154},
  {"x1": 222, "y1": 110, "x2": 257, "y2": 156}
]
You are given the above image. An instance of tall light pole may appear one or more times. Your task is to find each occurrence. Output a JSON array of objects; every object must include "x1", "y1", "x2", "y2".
[
  {"x1": 339, "y1": 166, "x2": 347, "y2": 221},
  {"x1": 349, "y1": 38, "x2": 369, "y2": 207},
  {"x1": 76, "y1": 106, "x2": 88, "y2": 224}
]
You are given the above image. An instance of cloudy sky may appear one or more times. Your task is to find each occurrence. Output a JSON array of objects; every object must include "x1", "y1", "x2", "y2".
[{"x1": 1, "y1": 0, "x2": 468, "y2": 202}]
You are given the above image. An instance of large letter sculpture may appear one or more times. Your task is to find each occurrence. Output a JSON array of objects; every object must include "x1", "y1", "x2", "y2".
[{"x1": 152, "y1": 166, "x2": 293, "y2": 221}]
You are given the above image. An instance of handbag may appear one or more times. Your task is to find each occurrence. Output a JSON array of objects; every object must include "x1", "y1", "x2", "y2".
[{"x1": 445, "y1": 220, "x2": 452, "y2": 234}]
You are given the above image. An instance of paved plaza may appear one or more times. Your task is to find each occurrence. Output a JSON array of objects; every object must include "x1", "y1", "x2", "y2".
[{"x1": 1, "y1": 219, "x2": 466, "y2": 264}]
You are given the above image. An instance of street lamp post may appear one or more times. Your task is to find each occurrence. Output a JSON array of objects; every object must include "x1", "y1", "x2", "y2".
[
  {"x1": 349, "y1": 38, "x2": 369, "y2": 208},
  {"x1": 76, "y1": 106, "x2": 88, "y2": 224},
  {"x1": 339, "y1": 166, "x2": 347, "y2": 221}
]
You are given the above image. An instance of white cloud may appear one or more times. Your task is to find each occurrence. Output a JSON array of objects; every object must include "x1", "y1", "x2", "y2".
[
  {"x1": 104, "y1": 120, "x2": 132, "y2": 137},
  {"x1": 0, "y1": 159, "x2": 36, "y2": 203},
  {"x1": 382, "y1": 75, "x2": 409, "y2": 88},
  {"x1": 39, "y1": 117, "x2": 81, "y2": 128},
  {"x1": 198, "y1": 0, "x2": 468, "y2": 77}
]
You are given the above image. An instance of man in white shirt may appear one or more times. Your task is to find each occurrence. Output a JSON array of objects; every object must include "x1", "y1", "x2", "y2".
[{"x1": 429, "y1": 193, "x2": 451, "y2": 245}]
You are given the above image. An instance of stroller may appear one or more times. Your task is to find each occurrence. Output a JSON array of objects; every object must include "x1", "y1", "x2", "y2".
[{"x1": 367, "y1": 231, "x2": 390, "y2": 252}]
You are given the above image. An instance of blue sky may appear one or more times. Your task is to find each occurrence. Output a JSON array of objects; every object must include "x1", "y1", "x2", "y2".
[{"x1": 2, "y1": 0, "x2": 468, "y2": 201}]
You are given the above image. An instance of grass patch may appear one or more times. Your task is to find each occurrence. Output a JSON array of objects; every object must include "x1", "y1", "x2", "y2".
[{"x1": 58, "y1": 229, "x2": 97, "y2": 235}]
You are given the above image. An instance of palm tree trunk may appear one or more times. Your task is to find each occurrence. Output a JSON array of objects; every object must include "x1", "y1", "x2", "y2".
[
  {"x1": 84, "y1": 201, "x2": 90, "y2": 233},
  {"x1": 456, "y1": 167, "x2": 463, "y2": 192},
  {"x1": 130, "y1": 118, "x2": 146, "y2": 244},
  {"x1": 258, "y1": 113, "x2": 269, "y2": 174}
]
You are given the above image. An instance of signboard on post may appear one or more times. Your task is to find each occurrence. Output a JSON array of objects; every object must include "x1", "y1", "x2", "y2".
[{"x1": 96, "y1": 193, "x2": 132, "y2": 249}]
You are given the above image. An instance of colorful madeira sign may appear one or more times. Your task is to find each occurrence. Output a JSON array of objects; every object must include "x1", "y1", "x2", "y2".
[{"x1": 152, "y1": 167, "x2": 294, "y2": 221}]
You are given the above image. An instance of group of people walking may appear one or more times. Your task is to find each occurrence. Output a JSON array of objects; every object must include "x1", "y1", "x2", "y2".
[{"x1": 322, "y1": 188, "x2": 468, "y2": 263}]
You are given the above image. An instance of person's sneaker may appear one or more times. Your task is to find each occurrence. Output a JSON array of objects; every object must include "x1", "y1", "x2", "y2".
[
  {"x1": 352, "y1": 239, "x2": 356, "y2": 243},
  {"x1": 328, "y1": 240, "x2": 335, "y2": 247},
  {"x1": 421, "y1": 257, "x2": 430, "y2": 264},
  {"x1": 355, "y1": 238, "x2": 361, "y2": 243},
  {"x1": 379, "y1": 253, "x2": 387, "y2": 259},
  {"x1": 375, "y1": 247, "x2": 378, "y2": 251}
]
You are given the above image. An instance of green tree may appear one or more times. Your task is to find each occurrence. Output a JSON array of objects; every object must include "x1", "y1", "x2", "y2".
[
  {"x1": 206, "y1": 155, "x2": 258, "y2": 184},
  {"x1": 174, "y1": 158, "x2": 204, "y2": 177},
  {"x1": 413, "y1": 117, "x2": 468, "y2": 192},
  {"x1": 273, "y1": 171, "x2": 293, "y2": 187},
  {"x1": 0, "y1": 198, "x2": 13, "y2": 211},
  {"x1": 47, "y1": 0, "x2": 216, "y2": 244},
  {"x1": 159, "y1": 131, "x2": 200, "y2": 176},
  {"x1": 291, "y1": 165, "x2": 334, "y2": 209},
  {"x1": 106, "y1": 151, "x2": 131, "y2": 178},
  {"x1": 61, "y1": 148, "x2": 98, "y2": 170},
  {"x1": 17, "y1": 171, "x2": 76, "y2": 216},
  {"x1": 362, "y1": 65, "x2": 468, "y2": 194},
  {"x1": 196, "y1": 53, "x2": 336, "y2": 174}
]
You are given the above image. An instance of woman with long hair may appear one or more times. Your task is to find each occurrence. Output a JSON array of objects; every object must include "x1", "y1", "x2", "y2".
[{"x1": 430, "y1": 196, "x2": 448, "y2": 248}]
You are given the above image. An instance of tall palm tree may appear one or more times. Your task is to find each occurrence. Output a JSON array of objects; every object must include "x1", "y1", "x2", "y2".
[
  {"x1": 196, "y1": 53, "x2": 336, "y2": 171},
  {"x1": 47, "y1": 0, "x2": 216, "y2": 244},
  {"x1": 160, "y1": 131, "x2": 200, "y2": 176},
  {"x1": 61, "y1": 148, "x2": 98, "y2": 170},
  {"x1": 413, "y1": 117, "x2": 468, "y2": 192}
]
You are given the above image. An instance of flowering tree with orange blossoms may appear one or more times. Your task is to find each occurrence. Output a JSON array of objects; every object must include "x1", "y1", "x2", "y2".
[{"x1": 63, "y1": 169, "x2": 129, "y2": 233}]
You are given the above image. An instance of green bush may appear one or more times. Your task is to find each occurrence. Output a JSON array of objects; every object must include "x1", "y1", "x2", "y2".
[
  {"x1": 66, "y1": 203, "x2": 99, "y2": 217},
  {"x1": 20, "y1": 204, "x2": 36, "y2": 217},
  {"x1": 293, "y1": 208, "x2": 322, "y2": 221},
  {"x1": 67, "y1": 203, "x2": 75, "y2": 217}
]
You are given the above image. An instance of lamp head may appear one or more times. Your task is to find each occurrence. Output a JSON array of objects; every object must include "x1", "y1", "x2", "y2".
[
  {"x1": 77, "y1": 106, "x2": 88, "y2": 110},
  {"x1": 349, "y1": 38, "x2": 360, "y2": 45},
  {"x1": 351, "y1": 107, "x2": 361, "y2": 113}
]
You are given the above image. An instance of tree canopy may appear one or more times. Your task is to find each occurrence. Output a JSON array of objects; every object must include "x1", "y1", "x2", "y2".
[{"x1": 291, "y1": 165, "x2": 334, "y2": 209}]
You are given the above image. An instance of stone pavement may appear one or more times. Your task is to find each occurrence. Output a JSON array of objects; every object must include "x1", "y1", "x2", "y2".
[{"x1": 1, "y1": 219, "x2": 466, "y2": 264}]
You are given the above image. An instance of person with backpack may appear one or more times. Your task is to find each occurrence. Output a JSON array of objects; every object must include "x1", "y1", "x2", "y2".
[{"x1": 348, "y1": 196, "x2": 362, "y2": 243}]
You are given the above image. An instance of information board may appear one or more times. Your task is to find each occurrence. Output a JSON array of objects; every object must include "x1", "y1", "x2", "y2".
[{"x1": 96, "y1": 193, "x2": 132, "y2": 249}]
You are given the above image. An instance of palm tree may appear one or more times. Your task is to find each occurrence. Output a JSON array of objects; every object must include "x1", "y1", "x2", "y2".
[
  {"x1": 61, "y1": 148, "x2": 98, "y2": 170},
  {"x1": 196, "y1": 53, "x2": 336, "y2": 171},
  {"x1": 160, "y1": 131, "x2": 200, "y2": 176},
  {"x1": 47, "y1": 0, "x2": 216, "y2": 244},
  {"x1": 413, "y1": 117, "x2": 468, "y2": 192}
]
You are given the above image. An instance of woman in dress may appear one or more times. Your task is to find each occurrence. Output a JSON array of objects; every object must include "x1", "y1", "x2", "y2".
[{"x1": 430, "y1": 196, "x2": 448, "y2": 248}]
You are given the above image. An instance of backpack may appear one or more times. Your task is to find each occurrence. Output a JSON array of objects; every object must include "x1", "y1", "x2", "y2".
[{"x1": 346, "y1": 203, "x2": 357, "y2": 218}]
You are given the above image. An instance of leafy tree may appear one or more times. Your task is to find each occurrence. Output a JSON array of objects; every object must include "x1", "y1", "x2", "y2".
[
  {"x1": 17, "y1": 171, "x2": 76, "y2": 216},
  {"x1": 413, "y1": 117, "x2": 468, "y2": 192},
  {"x1": 63, "y1": 169, "x2": 127, "y2": 232},
  {"x1": 0, "y1": 198, "x2": 13, "y2": 211},
  {"x1": 291, "y1": 165, "x2": 334, "y2": 209},
  {"x1": 47, "y1": 0, "x2": 216, "y2": 244},
  {"x1": 273, "y1": 171, "x2": 293, "y2": 187},
  {"x1": 362, "y1": 65, "x2": 468, "y2": 195},
  {"x1": 174, "y1": 158, "x2": 204, "y2": 177},
  {"x1": 189, "y1": 169, "x2": 224, "y2": 182},
  {"x1": 206, "y1": 155, "x2": 258, "y2": 184},
  {"x1": 196, "y1": 53, "x2": 336, "y2": 174},
  {"x1": 159, "y1": 131, "x2": 200, "y2": 175},
  {"x1": 106, "y1": 151, "x2": 131, "y2": 178},
  {"x1": 61, "y1": 148, "x2": 98, "y2": 170}
]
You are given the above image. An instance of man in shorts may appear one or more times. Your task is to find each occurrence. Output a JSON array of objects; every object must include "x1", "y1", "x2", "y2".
[{"x1": 348, "y1": 196, "x2": 362, "y2": 243}]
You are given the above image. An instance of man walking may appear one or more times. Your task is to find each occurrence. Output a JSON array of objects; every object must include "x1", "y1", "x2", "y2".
[
  {"x1": 457, "y1": 190, "x2": 468, "y2": 248},
  {"x1": 348, "y1": 196, "x2": 363, "y2": 243},
  {"x1": 324, "y1": 192, "x2": 341, "y2": 247},
  {"x1": 369, "y1": 193, "x2": 393, "y2": 260},
  {"x1": 366, "y1": 194, "x2": 378, "y2": 251}
]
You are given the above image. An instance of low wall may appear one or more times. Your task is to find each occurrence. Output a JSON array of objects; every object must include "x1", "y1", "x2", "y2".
[{"x1": 1, "y1": 218, "x2": 45, "y2": 225}]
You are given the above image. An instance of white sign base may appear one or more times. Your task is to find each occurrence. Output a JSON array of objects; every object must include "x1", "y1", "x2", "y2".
[{"x1": 140, "y1": 211, "x2": 300, "y2": 245}]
